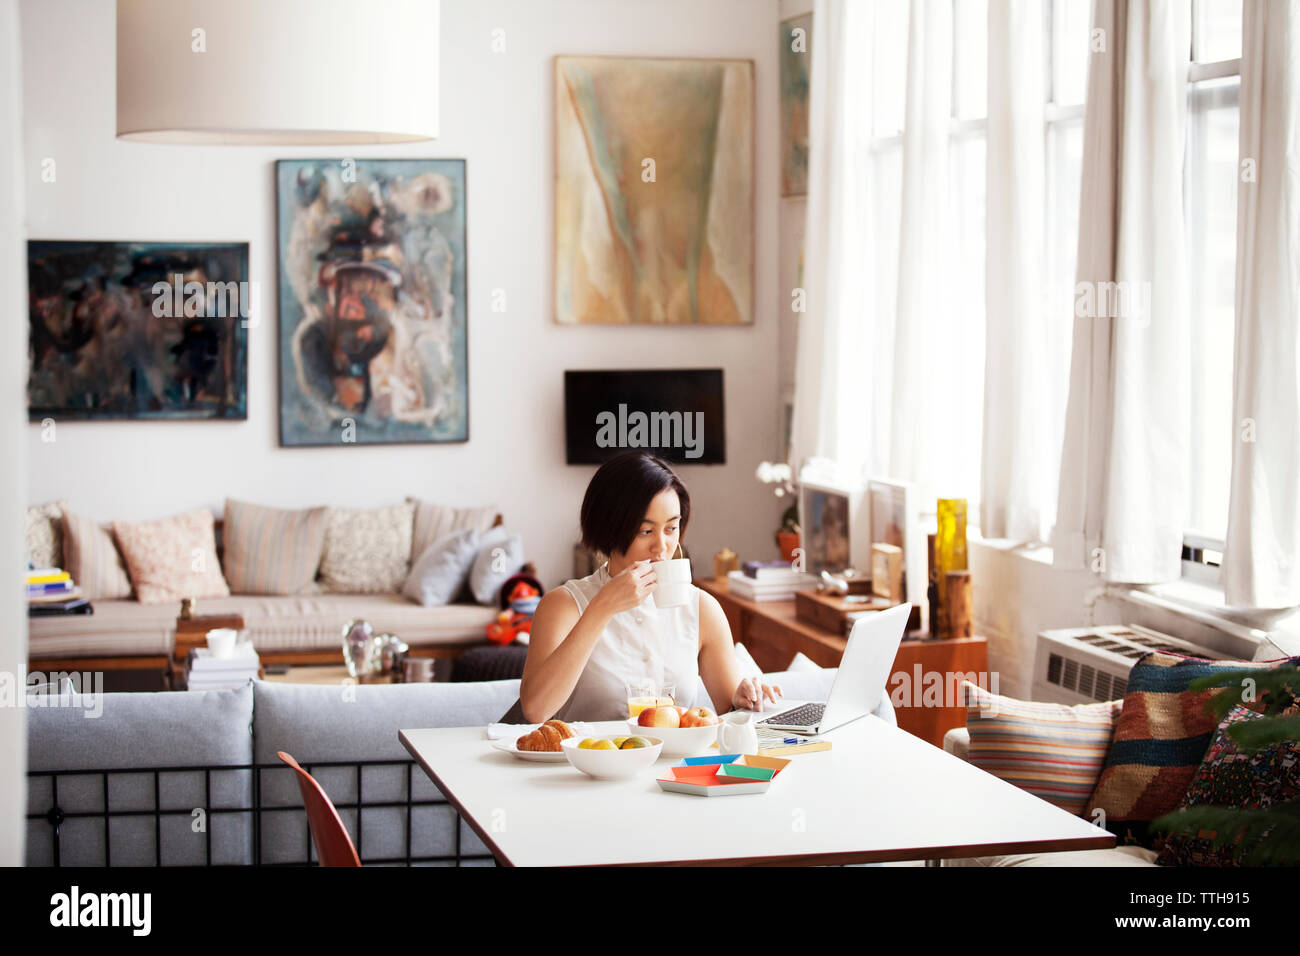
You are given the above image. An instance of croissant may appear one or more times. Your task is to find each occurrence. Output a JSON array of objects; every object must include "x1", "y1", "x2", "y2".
[{"x1": 516, "y1": 719, "x2": 575, "y2": 751}]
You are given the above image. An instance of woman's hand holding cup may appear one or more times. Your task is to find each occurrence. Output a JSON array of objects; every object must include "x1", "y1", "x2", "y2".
[{"x1": 593, "y1": 561, "x2": 657, "y2": 617}]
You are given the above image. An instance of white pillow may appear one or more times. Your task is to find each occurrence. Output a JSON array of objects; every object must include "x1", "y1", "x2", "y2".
[
  {"x1": 469, "y1": 531, "x2": 525, "y2": 605},
  {"x1": 786, "y1": 651, "x2": 821, "y2": 672},
  {"x1": 732, "y1": 641, "x2": 762, "y2": 678},
  {"x1": 402, "y1": 527, "x2": 480, "y2": 606}
]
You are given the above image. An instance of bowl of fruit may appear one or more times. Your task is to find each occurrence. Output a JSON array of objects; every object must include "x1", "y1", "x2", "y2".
[
  {"x1": 562, "y1": 735, "x2": 664, "y2": 780},
  {"x1": 626, "y1": 705, "x2": 720, "y2": 757}
]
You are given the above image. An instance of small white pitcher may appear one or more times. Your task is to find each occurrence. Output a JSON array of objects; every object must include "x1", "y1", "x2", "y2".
[{"x1": 717, "y1": 710, "x2": 759, "y2": 756}]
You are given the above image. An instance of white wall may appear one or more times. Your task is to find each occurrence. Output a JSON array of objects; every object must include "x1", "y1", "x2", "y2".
[{"x1": 21, "y1": 0, "x2": 786, "y2": 588}]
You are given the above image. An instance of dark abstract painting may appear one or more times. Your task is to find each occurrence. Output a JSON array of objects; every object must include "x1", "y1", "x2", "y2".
[
  {"x1": 27, "y1": 240, "x2": 249, "y2": 420},
  {"x1": 276, "y1": 159, "x2": 468, "y2": 446}
]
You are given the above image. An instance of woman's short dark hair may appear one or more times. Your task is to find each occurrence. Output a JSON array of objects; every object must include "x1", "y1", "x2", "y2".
[{"x1": 580, "y1": 451, "x2": 691, "y2": 557}]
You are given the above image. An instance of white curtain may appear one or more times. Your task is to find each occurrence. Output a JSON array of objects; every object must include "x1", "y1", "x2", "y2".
[
  {"x1": 1222, "y1": 1, "x2": 1300, "y2": 608},
  {"x1": 981, "y1": 0, "x2": 1047, "y2": 541},
  {"x1": 889, "y1": 0, "x2": 953, "y2": 496},
  {"x1": 1052, "y1": 0, "x2": 1191, "y2": 583},
  {"x1": 789, "y1": 0, "x2": 875, "y2": 485}
]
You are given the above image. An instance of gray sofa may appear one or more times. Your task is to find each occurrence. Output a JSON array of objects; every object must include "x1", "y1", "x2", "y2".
[{"x1": 26, "y1": 664, "x2": 854, "y2": 866}]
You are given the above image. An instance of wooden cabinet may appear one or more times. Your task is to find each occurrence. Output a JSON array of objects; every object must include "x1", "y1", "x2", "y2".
[{"x1": 698, "y1": 577, "x2": 987, "y2": 749}]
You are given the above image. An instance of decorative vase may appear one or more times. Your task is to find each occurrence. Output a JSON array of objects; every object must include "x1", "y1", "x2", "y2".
[{"x1": 934, "y1": 500, "x2": 968, "y2": 638}]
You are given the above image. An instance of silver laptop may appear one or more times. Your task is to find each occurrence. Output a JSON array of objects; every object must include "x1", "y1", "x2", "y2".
[{"x1": 756, "y1": 603, "x2": 911, "y2": 735}]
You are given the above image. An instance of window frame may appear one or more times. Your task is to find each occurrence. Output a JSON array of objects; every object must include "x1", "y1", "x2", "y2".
[{"x1": 1180, "y1": 0, "x2": 1242, "y2": 583}]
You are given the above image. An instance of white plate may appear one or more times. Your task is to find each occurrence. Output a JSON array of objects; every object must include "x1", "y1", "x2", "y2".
[{"x1": 490, "y1": 736, "x2": 569, "y2": 762}]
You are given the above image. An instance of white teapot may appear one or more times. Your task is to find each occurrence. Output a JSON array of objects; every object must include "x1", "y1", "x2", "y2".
[{"x1": 717, "y1": 710, "x2": 759, "y2": 756}]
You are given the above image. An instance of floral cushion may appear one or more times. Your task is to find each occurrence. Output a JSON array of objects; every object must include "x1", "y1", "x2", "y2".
[
  {"x1": 1155, "y1": 704, "x2": 1300, "y2": 866},
  {"x1": 111, "y1": 509, "x2": 230, "y2": 605}
]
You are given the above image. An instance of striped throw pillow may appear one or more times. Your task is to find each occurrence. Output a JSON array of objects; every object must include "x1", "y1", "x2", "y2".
[
  {"x1": 222, "y1": 500, "x2": 326, "y2": 595},
  {"x1": 1085, "y1": 651, "x2": 1300, "y2": 848},
  {"x1": 962, "y1": 680, "x2": 1122, "y2": 816},
  {"x1": 408, "y1": 499, "x2": 499, "y2": 564},
  {"x1": 61, "y1": 511, "x2": 133, "y2": 600}
]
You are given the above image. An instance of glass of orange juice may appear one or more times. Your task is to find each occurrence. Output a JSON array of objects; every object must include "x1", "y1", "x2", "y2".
[{"x1": 626, "y1": 679, "x2": 675, "y2": 718}]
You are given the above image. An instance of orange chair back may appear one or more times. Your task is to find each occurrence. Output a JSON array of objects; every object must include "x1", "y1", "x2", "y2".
[{"x1": 276, "y1": 751, "x2": 362, "y2": 867}]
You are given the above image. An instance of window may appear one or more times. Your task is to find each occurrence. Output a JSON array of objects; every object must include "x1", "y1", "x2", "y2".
[
  {"x1": 866, "y1": 1, "x2": 1089, "y2": 531},
  {"x1": 1184, "y1": 0, "x2": 1242, "y2": 552}
]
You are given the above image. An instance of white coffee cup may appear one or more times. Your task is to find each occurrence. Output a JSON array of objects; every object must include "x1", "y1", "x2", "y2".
[
  {"x1": 206, "y1": 627, "x2": 237, "y2": 659},
  {"x1": 649, "y1": 557, "x2": 693, "y2": 608}
]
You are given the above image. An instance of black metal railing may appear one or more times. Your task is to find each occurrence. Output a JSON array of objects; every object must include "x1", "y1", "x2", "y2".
[{"x1": 27, "y1": 758, "x2": 497, "y2": 867}]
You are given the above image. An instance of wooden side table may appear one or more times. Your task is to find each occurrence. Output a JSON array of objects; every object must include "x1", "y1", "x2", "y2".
[
  {"x1": 697, "y1": 577, "x2": 988, "y2": 748},
  {"x1": 172, "y1": 613, "x2": 247, "y2": 689}
]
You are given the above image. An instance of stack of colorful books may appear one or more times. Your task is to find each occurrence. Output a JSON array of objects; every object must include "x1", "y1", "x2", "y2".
[{"x1": 27, "y1": 567, "x2": 91, "y2": 616}]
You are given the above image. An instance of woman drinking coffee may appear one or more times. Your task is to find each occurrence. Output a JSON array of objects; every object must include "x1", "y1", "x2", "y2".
[{"x1": 518, "y1": 451, "x2": 782, "y2": 723}]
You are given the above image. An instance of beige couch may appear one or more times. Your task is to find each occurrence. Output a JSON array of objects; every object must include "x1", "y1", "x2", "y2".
[
  {"x1": 27, "y1": 501, "x2": 516, "y2": 668},
  {"x1": 940, "y1": 726, "x2": 1158, "y2": 867},
  {"x1": 27, "y1": 592, "x2": 500, "y2": 661}
]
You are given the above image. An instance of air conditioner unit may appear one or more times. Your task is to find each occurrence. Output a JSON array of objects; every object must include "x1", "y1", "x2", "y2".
[{"x1": 1033, "y1": 625, "x2": 1226, "y2": 705}]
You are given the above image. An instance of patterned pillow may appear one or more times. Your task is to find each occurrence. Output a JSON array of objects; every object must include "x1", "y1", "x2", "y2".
[
  {"x1": 112, "y1": 509, "x2": 231, "y2": 605},
  {"x1": 222, "y1": 500, "x2": 326, "y2": 595},
  {"x1": 408, "y1": 498, "x2": 498, "y2": 563},
  {"x1": 1155, "y1": 704, "x2": 1300, "y2": 866},
  {"x1": 26, "y1": 500, "x2": 69, "y2": 570},
  {"x1": 1085, "y1": 652, "x2": 1300, "y2": 848},
  {"x1": 320, "y1": 502, "x2": 416, "y2": 593},
  {"x1": 61, "y1": 511, "x2": 133, "y2": 600},
  {"x1": 961, "y1": 680, "x2": 1123, "y2": 815}
]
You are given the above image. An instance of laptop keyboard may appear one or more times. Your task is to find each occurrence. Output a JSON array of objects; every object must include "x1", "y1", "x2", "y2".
[{"x1": 757, "y1": 702, "x2": 825, "y2": 728}]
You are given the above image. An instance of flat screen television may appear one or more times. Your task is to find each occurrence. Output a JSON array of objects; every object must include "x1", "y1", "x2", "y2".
[{"x1": 564, "y1": 369, "x2": 725, "y2": 465}]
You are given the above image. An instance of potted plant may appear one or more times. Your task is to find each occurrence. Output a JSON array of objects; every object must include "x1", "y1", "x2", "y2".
[
  {"x1": 776, "y1": 505, "x2": 801, "y2": 562},
  {"x1": 755, "y1": 460, "x2": 800, "y2": 561}
]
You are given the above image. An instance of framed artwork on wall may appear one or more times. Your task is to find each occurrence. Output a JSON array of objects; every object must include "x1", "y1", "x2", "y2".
[
  {"x1": 780, "y1": 13, "x2": 812, "y2": 197},
  {"x1": 27, "y1": 240, "x2": 249, "y2": 421},
  {"x1": 275, "y1": 158, "x2": 468, "y2": 447},
  {"x1": 554, "y1": 55, "x2": 754, "y2": 325}
]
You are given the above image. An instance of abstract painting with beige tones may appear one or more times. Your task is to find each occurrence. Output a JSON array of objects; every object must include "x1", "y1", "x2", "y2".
[{"x1": 555, "y1": 56, "x2": 754, "y2": 325}]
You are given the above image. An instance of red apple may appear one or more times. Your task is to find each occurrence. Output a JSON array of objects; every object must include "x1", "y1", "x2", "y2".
[
  {"x1": 637, "y1": 706, "x2": 680, "y2": 729},
  {"x1": 679, "y1": 707, "x2": 719, "y2": 728}
]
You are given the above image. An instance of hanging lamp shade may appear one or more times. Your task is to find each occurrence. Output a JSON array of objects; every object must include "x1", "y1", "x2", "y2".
[{"x1": 116, "y1": 0, "x2": 439, "y2": 144}]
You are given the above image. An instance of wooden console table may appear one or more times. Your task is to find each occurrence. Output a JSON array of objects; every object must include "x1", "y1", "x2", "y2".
[{"x1": 697, "y1": 577, "x2": 988, "y2": 748}]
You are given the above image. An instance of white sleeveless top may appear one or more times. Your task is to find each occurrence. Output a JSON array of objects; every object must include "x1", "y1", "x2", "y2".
[{"x1": 551, "y1": 562, "x2": 702, "y2": 722}]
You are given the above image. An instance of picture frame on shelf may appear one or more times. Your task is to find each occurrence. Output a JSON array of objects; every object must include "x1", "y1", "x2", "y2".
[
  {"x1": 867, "y1": 477, "x2": 927, "y2": 633},
  {"x1": 798, "y1": 477, "x2": 869, "y2": 575}
]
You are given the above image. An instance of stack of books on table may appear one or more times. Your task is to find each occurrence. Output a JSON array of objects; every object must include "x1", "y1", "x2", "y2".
[
  {"x1": 26, "y1": 567, "x2": 91, "y2": 615},
  {"x1": 186, "y1": 645, "x2": 261, "y2": 691},
  {"x1": 727, "y1": 565, "x2": 818, "y2": 602}
]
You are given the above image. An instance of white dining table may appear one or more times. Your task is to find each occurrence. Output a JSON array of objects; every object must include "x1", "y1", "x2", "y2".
[{"x1": 398, "y1": 704, "x2": 1116, "y2": 867}]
